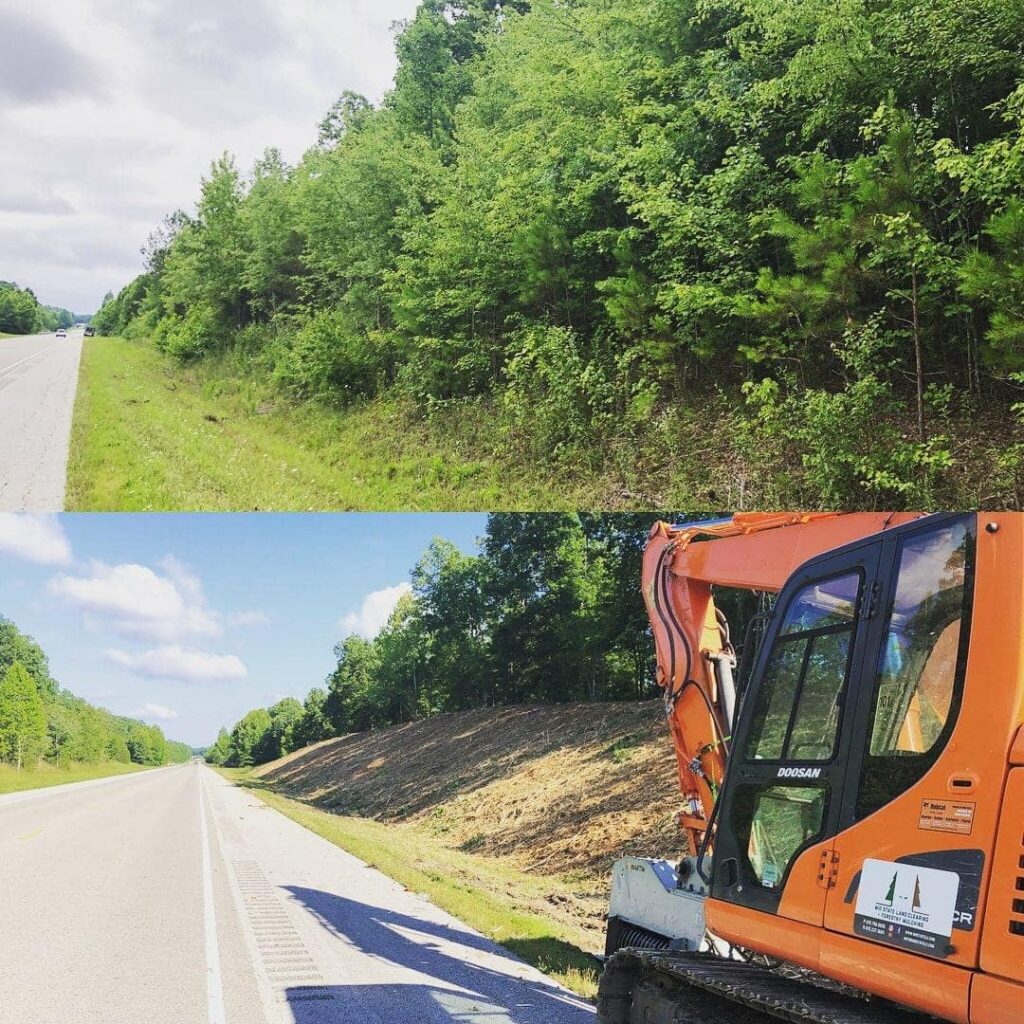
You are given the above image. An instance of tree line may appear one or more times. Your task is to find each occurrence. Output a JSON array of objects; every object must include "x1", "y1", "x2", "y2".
[
  {"x1": 0, "y1": 617, "x2": 191, "y2": 771},
  {"x1": 95, "y1": 0, "x2": 1024, "y2": 504},
  {"x1": 0, "y1": 281, "x2": 76, "y2": 335},
  {"x1": 206, "y1": 513, "x2": 672, "y2": 767}
]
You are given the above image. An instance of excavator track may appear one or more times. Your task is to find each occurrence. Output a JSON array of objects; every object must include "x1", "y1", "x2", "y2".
[{"x1": 597, "y1": 950, "x2": 936, "y2": 1024}]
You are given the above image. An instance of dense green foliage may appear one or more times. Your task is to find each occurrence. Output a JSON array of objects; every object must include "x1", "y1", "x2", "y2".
[
  {"x1": 209, "y1": 512, "x2": 676, "y2": 765},
  {"x1": 94, "y1": 0, "x2": 1024, "y2": 505},
  {"x1": 165, "y1": 739, "x2": 194, "y2": 763},
  {"x1": 0, "y1": 616, "x2": 191, "y2": 771},
  {"x1": 0, "y1": 664, "x2": 48, "y2": 770},
  {"x1": 0, "y1": 280, "x2": 75, "y2": 334}
]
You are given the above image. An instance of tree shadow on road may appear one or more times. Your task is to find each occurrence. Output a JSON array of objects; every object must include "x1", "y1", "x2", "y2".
[
  {"x1": 285, "y1": 983, "x2": 585, "y2": 1024},
  {"x1": 282, "y1": 885, "x2": 595, "y2": 1024}
]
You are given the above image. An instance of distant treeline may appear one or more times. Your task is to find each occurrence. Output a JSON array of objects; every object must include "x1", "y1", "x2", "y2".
[
  {"x1": 207, "y1": 513, "x2": 672, "y2": 767},
  {"x1": 94, "y1": 0, "x2": 1024, "y2": 504},
  {"x1": 0, "y1": 617, "x2": 191, "y2": 771},
  {"x1": 0, "y1": 281, "x2": 77, "y2": 335}
]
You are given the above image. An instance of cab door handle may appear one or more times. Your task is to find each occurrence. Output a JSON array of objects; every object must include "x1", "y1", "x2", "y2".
[{"x1": 948, "y1": 773, "x2": 978, "y2": 794}]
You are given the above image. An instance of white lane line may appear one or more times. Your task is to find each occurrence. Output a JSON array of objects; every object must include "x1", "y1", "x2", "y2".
[
  {"x1": 199, "y1": 771, "x2": 228, "y2": 1024},
  {"x1": 0, "y1": 342, "x2": 60, "y2": 379}
]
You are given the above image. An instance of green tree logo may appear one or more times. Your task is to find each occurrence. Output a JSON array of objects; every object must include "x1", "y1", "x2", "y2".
[{"x1": 884, "y1": 872, "x2": 898, "y2": 906}]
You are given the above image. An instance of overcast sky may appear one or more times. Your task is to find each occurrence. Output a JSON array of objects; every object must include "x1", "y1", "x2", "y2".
[
  {"x1": 0, "y1": 0, "x2": 422, "y2": 313},
  {"x1": 0, "y1": 513, "x2": 486, "y2": 746}
]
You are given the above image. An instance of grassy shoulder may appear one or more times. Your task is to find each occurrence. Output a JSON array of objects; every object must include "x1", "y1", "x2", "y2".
[
  {"x1": 220, "y1": 767, "x2": 601, "y2": 1000},
  {"x1": 67, "y1": 336, "x2": 637, "y2": 511},
  {"x1": 0, "y1": 760, "x2": 148, "y2": 795}
]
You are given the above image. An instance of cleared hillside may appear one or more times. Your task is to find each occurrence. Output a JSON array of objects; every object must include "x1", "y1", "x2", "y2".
[{"x1": 251, "y1": 701, "x2": 684, "y2": 949}]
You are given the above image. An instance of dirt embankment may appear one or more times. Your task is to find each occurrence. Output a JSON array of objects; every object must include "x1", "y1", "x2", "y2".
[{"x1": 255, "y1": 701, "x2": 684, "y2": 882}]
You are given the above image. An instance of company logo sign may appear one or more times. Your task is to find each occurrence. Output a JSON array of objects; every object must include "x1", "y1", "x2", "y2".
[
  {"x1": 776, "y1": 767, "x2": 822, "y2": 779},
  {"x1": 854, "y1": 858, "x2": 960, "y2": 958}
]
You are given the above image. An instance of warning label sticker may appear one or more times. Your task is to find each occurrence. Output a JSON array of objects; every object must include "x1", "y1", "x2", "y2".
[
  {"x1": 853, "y1": 858, "x2": 960, "y2": 958},
  {"x1": 919, "y1": 799, "x2": 975, "y2": 835}
]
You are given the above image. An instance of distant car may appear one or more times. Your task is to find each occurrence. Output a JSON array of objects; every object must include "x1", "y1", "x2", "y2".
[
  {"x1": 83, "y1": 326, "x2": 95, "y2": 337},
  {"x1": 55, "y1": 328, "x2": 67, "y2": 338}
]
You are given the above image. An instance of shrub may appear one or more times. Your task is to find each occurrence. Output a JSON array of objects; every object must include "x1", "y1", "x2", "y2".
[
  {"x1": 123, "y1": 306, "x2": 161, "y2": 342},
  {"x1": 397, "y1": 334, "x2": 499, "y2": 407},
  {"x1": 154, "y1": 302, "x2": 224, "y2": 360},
  {"x1": 738, "y1": 317, "x2": 953, "y2": 506},
  {"x1": 273, "y1": 308, "x2": 395, "y2": 403},
  {"x1": 501, "y1": 326, "x2": 658, "y2": 463}
]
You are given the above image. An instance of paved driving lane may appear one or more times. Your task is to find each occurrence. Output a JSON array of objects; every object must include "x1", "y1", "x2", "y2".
[
  {"x1": 0, "y1": 766, "x2": 265, "y2": 1024},
  {"x1": 0, "y1": 763, "x2": 597, "y2": 1024},
  {"x1": 0, "y1": 330, "x2": 83, "y2": 511}
]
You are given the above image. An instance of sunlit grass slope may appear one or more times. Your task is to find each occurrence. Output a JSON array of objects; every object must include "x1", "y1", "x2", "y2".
[
  {"x1": 67, "y1": 337, "x2": 623, "y2": 511},
  {"x1": 0, "y1": 761, "x2": 147, "y2": 795}
]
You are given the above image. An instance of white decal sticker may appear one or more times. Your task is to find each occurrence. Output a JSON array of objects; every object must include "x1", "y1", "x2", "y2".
[{"x1": 854, "y1": 858, "x2": 960, "y2": 957}]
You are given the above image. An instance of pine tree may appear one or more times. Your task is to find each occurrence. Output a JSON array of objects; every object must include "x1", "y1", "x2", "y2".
[
  {"x1": 0, "y1": 662, "x2": 48, "y2": 771},
  {"x1": 884, "y1": 873, "x2": 898, "y2": 905}
]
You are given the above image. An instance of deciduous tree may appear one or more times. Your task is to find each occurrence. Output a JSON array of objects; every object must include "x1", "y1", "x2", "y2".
[{"x1": 0, "y1": 662, "x2": 48, "y2": 771}]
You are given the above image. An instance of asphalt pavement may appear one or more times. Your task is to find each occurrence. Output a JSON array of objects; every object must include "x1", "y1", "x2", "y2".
[
  {"x1": 0, "y1": 763, "x2": 597, "y2": 1024},
  {"x1": 0, "y1": 330, "x2": 83, "y2": 511}
]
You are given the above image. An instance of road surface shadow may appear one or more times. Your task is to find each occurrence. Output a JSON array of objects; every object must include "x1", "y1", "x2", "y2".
[
  {"x1": 285, "y1": 984, "x2": 590, "y2": 1024},
  {"x1": 283, "y1": 886, "x2": 595, "y2": 1024}
]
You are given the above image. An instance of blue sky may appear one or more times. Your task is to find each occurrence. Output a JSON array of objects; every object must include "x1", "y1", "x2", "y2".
[{"x1": 0, "y1": 514, "x2": 486, "y2": 746}]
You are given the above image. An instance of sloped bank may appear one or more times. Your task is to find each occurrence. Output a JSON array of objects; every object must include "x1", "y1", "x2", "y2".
[{"x1": 236, "y1": 702, "x2": 685, "y2": 997}]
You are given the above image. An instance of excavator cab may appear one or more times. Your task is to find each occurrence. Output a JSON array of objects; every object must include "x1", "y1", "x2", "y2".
[
  {"x1": 714, "y1": 514, "x2": 972, "y2": 922},
  {"x1": 601, "y1": 513, "x2": 1024, "y2": 1024}
]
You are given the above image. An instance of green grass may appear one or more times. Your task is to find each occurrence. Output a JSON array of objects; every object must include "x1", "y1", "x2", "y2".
[
  {"x1": 67, "y1": 337, "x2": 629, "y2": 511},
  {"x1": 0, "y1": 760, "x2": 147, "y2": 795},
  {"x1": 604, "y1": 732, "x2": 646, "y2": 764},
  {"x1": 221, "y1": 768, "x2": 600, "y2": 1000}
]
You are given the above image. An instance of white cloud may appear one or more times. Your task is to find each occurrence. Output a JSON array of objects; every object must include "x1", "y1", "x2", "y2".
[
  {"x1": 106, "y1": 646, "x2": 247, "y2": 683},
  {"x1": 50, "y1": 559, "x2": 221, "y2": 641},
  {"x1": 158, "y1": 554, "x2": 204, "y2": 602},
  {"x1": 0, "y1": 514, "x2": 72, "y2": 565},
  {"x1": 0, "y1": 0, "x2": 421, "y2": 311},
  {"x1": 342, "y1": 582, "x2": 412, "y2": 638},
  {"x1": 133, "y1": 701, "x2": 179, "y2": 722}
]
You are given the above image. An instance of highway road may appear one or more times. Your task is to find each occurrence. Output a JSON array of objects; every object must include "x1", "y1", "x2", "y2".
[
  {"x1": 0, "y1": 764, "x2": 596, "y2": 1024},
  {"x1": 0, "y1": 330, "x2": 83, "y2": 511}
]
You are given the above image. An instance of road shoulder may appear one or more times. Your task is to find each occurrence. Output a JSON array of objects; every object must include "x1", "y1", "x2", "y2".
[{"x1": 217, "y1": 768, "x2": 600, "y2": 1001}]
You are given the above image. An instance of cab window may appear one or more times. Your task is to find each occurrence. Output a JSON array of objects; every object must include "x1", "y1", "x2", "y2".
[
  {"x1": 746, "y1": 572, "x2": 862, "y2": 763},
  {"x1": 734, "y1": 784, "x2": 828, "y2": 890},
  {"x1": 856, "y1": 518, "x2": 973, "y2": 819}
]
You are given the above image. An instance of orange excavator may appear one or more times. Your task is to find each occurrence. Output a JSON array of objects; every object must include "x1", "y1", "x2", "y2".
[{"x1": 599, "y1": 512, "x2": 1024, "y2": 1024}]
